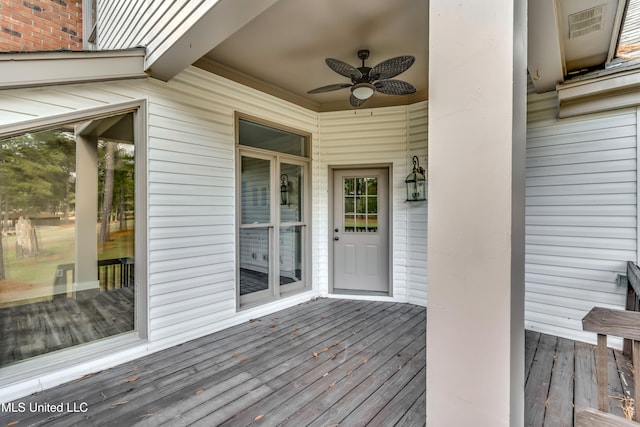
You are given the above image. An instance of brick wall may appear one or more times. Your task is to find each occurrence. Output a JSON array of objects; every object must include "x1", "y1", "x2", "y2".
[{"x1": 0, "y1": 0, "x2": 83, "y2": 52}]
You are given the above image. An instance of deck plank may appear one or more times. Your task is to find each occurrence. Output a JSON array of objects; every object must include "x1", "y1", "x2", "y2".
[
  {"x1": 525, "y1": 330, "x2": 541, "y2": 381},
  {"x1": 614, "y1": 349, "x2": 635, "y2": 419},
  {"x1": 525, "y1": 333, "x2": 557, "y2": 427},
  {"x1": 345, "y1": 361, "x2": 426, "y2": 426},
  {"x1": 239, "y1": 312, "x2": 425, "y2": 426},
  {"x1": 543, "y1": 336, "x2": 574, "y2": 427},
  {"x1": 218, "y1": 304, "x2": 421, "y2": 427},
  {"x1": 575, "y1": 340, "x2": 598, "y2": 411},
  {"x1": 608, "y1": 348, "x2": 627, "y2": 418},
  {"x1": 292, "y1": 326, "x2": 426, "y2": 426},
  {"x1": 133, "y1": 372, "x2": 256, "y2": 426},
  {"x1": 396, "y1": 389, "x2": 426, "y2": 427}
]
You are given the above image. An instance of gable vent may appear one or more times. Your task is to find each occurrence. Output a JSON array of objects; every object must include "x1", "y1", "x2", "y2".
[{"x1": 569, "y1": 5, "x2": 605, "y2": 38}]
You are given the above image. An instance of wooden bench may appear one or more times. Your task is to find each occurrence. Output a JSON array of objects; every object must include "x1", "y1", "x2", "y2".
[
  {"x1": 577, "y1": 306, "x2": 640, "y2": 426},
  {"x1": 624, "y1": 261, "x2": 640, "y2": 357},
  {"x1": 576, "y1": 408, "x2": 639, "y2": 426}
]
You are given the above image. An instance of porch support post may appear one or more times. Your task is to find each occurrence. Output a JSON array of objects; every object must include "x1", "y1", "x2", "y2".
[{"x1": 426, "y1": 0, "x2": 526, "y2": 426}]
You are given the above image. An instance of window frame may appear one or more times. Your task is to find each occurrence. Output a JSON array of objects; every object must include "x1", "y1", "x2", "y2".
[
  {"x1": 0, "y1": 100, "x2": 147, "y2": 383},
  {"x1": 83, "y1": 0, "x2": 98, "y2": 49},
  {"x1": 234, "y1": 113, "x2": 311, "y2": 310}
]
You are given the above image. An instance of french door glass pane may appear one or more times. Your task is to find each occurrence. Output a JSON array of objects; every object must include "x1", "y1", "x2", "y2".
[
  {"x1": 279, "y1": 226, "x2": 302, "y2": 286},
  {"x1": 280, "y1": 163, "x2": 303, "y2": 222},
  {"x1": 239, "y1": 228, "x2": 270, "y2": 295},
  {"x1": 241, "y1": 157, "x2": 270, "y2": 224}
]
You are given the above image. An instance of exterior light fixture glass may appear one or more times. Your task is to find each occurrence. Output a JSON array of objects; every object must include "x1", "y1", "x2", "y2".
[
  {"x1": 405, "y1": 156, "x2": 426, "y2": 202},
  {"x1": 351, "y1": 83, "x2": 375, "y2": 100},
  {"x1": 280, "y1": 174, "x2": 289, "y2": 205}
]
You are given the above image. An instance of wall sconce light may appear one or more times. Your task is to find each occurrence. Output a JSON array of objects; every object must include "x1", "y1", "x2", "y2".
[
  {"x1": 280, "y1": 174, "x2": 289, "y2": 205},
  {"x1": 405, "y1": 156, "x2": 426, "y2": 202}
]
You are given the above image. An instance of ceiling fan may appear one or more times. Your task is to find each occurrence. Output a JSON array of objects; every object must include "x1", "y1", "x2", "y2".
[{"x1": 307, "y1": 49, "x2": 416, "y2": 107}]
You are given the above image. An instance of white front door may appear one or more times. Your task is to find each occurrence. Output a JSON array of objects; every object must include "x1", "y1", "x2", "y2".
[{"x1": 332, "y1": 168, "x2": 389, "y2": 294}]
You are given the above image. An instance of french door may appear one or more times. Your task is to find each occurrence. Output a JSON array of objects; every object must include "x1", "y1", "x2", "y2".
[{"x1": 238, "y1": 150, "x2": 308, "y2": 307}]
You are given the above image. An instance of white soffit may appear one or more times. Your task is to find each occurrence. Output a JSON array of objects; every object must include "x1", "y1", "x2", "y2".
[
  {"x1": 528, "y1": 0, "x2": 565, "y2": 93},
  {"x1": 0, "y1": 49, "x2": 147, "y2": 89},
  {"x1": 559, "y1": 0, "x2": 622, "y2": 71}
]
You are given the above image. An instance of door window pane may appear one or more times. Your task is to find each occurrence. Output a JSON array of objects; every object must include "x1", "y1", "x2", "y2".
[
  {"x1": 241, "y1": 157, "x2": 270, "y2": 224},
  {"x1": 239, "y1": 228, "x2": 270, "y2": 295},
  {"x1": 343, "y1": 177, "x2": 378, "y2": 233},
  {"x1": 0, "y1": 112, "x2": 136, "y2": 367}
]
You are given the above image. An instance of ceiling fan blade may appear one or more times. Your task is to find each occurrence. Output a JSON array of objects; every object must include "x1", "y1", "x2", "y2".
[
  {"x1": 307, "y1": 83, "x2": 352, "y2": 94},
  {"x1": 374, "y1": 79, "x2": 417, "y2": 96},
  {"x1": 369, "y1": 56, "x2": 415, "y2": 80},
  {"x1": 350, "y1": 94, "x2": 368, "y2": 108},
  {"x1": 326, "y1": 58, "x2": 363, "y2": 80}
]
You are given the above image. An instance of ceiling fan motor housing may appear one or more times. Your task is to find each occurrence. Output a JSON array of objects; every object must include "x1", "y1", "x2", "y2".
[{"x1": 355, "y1": 49, "x2": 374, "y2": 82}]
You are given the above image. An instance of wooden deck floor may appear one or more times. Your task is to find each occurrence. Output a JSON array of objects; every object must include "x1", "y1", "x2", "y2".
[
  {"x1": 0, "y1": 299, "x2": 426, "y2": 426},
  {"x1": 0, "y1": 298, "x2": 636, "y2": 426}
]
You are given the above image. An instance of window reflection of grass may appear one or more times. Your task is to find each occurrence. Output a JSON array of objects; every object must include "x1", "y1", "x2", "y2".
[{"x1": 1, "y1": 222, "x2": 134, "y2": 304}]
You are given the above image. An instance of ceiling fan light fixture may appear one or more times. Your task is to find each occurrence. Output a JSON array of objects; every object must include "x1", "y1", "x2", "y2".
[{"x1": 351, "y1": 83, "x2": 375, "y2": 100}]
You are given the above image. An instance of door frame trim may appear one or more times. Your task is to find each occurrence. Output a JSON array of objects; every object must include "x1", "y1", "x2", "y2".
[{"x1": 328, "y1": 164, "x2": 393, "y2": 296}]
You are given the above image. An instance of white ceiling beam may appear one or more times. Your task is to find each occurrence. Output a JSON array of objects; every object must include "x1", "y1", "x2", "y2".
[
  {"x1": 146, "y1": 0, "x2": 279, "y2": 81},
  {"x1": 528, "y1": 0, "x2": 565, "y2": 93}
]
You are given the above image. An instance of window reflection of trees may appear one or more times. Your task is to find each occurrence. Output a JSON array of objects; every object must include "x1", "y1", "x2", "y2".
[
  {"x1": 343, "y1": 177, "x2": 378, "y2": 233},
  {"x1": 0, "y1": 113, "x2": 137, "y2": 367}
]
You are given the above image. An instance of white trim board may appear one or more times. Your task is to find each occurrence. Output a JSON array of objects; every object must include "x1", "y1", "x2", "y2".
[{"x1": 0, "y1": 49, "x2": 147, "y2": 90}]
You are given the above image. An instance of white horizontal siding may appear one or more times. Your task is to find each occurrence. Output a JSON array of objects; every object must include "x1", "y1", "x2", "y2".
[
  {"x1": 407, "y1": 101, "x2": 428, "y2": 307},
  {"x1": 526, "y1": 90, "x2": 637, "y2": 345}
]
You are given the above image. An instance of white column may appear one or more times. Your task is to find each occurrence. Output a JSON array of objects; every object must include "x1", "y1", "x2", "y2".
[{"x1": 426, "y1": 0, "x2": 526, "y2": 426}]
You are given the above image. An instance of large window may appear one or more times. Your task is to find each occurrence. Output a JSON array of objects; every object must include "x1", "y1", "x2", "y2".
[
  {"x1": 0, "y1": 109, "x2": 141, "y2": 367},
  {"x1": 237, "y1": 116, "x2": 310, "y2": 308}
]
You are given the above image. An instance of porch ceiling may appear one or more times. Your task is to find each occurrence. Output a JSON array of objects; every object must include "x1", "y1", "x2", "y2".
[
  {"x1": 199, "y1": 0, "x2": 428, "y2": 112},
  {"x1": 184, "y1": 0, "x2": 626, "y2": 111}
]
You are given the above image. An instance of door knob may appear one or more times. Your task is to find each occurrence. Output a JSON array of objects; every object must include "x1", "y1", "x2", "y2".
[{"x1": 334, "y1": 236, "x2": 339, "y2": 241}]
